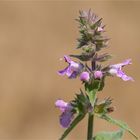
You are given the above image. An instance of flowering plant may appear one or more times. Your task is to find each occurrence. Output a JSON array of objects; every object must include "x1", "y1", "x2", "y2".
[{"x1": 55, "y1": 9, "x2": 138, "y2": 140}]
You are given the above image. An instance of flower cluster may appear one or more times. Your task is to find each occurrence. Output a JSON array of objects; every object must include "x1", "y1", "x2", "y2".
[{"x1": 55, "y1": 9, "x2": 134, "y2": 136}]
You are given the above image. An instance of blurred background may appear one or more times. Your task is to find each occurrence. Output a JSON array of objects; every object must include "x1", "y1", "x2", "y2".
[{"x1": 0, "y1": 1, "x2": 139, "y2": 140}]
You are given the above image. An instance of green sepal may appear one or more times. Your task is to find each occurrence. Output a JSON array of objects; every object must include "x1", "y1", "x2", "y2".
[
  {"x1": 96, "y1": 53, "x2": 112, "y2": 62},
  {"x1": 98, "y1": 76, "x2": 105, "y2": 91},
  {"x1": 71, "y1": 89, "x2": 89, "y2": 114},
  {"x1": 96, "y1": 114, "x2": 138, "y2": 140},
  {"x1": 70, "y1": 51, "x2": 95, "y2": 61},
  {"x1": 94, "y1": 97, "x2": 113, "y2": 115},
  {"x1": 77, "y1": 36, "x2": 89, "y2": 49},
  {"x1": 93, "y1": 130, "x2": 124, "y2": 140},
  {"x1": 59, "y1": 113, "x2": 85, "y2": 140}
]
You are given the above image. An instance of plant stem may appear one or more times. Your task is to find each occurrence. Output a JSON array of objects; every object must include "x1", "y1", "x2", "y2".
[{"x1": 87, "y1": 113, "x2": 94, "y2": 140}]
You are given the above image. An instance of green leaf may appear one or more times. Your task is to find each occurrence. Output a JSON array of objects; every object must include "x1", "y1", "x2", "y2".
[
  {"x1": 85, "y1": 80, "x2": 100, "y2": 106},
  {"x1": 93, "y1": 130, "x2": 123, "y2": 140},
  {"x1": 71, "y1": 90, "x2": 89, "y2": 114},
  {"x1": 96, "y1": 114, "x2": 138, "y2": 140},
  {"x1": 59, "y1": 114, "x2": 85, "y2": 140}
]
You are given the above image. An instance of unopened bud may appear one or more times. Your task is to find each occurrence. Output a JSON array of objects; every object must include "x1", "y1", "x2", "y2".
[
  {"x1": 80, "y1": 71, "x2": 90, "y2": 82},
  {"x1": 94, "y1": 71, "x2": 103, "y2": 79}
]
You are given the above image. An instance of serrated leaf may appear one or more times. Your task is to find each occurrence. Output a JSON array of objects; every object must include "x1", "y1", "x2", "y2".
[
  {"x1": 97, "y1": 114, "x2": 138, "y2": 140},
  {"x1": 93, "y1": 130, "x2": 123, "y2": 140},
  {"x1": 59, "y1": 114, "x2": 85, "y2": 140}
]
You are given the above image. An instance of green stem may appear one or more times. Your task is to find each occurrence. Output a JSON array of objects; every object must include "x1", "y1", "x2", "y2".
[
  {"x1": 59, "y1": 114, "x2": 85, "y2": 140},
  {"x1": 87, "y1": 113, "x2": 94, "y2": 140}
]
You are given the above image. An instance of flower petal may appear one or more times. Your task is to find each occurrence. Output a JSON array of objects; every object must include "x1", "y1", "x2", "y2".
[
  {"x1": 110, "y1": 59, "x2": 132, "y2": 69},
  {"x1": 69, "y1": 71, "x2": 79, "y2": 79},
  {"x1": 122, "y1": 59, "x2": 132, "y2": 66},
  {"x1": 55, "y1": 100, "x2": 68, "y2": 112},
  {"x1": 66, "y1": 66, "x2": 73, "y2": 77},
  {"x1": 58, "y1": 66, "x2": 69, "y2": 76},
  {"x1": 60, "y1": 111, "x2": 73, "y2": 128},
  {"x1": 64, "y1": 55, "x2": 71, "y2": 63},
  {"x1": 109, "y1": 59, "x2": 133, "y2": 81},
  {"x1": 116, "y1": 69, "x2": 133, "y2": 81},
  {"x1": 121, "y1": 75, "x2": 134, "y2": 81}
]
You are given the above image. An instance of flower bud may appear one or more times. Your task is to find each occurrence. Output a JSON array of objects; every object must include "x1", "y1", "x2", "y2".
[
  {"x1": 94, "y1": 71, "x2": 103, "y2": 79},
  {"x1": 80, "y1": 71, "x2": 90, "y2": 82}
]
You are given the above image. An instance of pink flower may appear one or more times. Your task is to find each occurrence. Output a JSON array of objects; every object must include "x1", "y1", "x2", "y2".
[
  {"x1": 58, "y1": 55, "x2": 83, "y2": 79},
  {"x1": 94, "y1": 71, "x2": 103, "y2": 79},
  {"x1": 109, "y1": 59, "x2": 134, "y2": 81}
]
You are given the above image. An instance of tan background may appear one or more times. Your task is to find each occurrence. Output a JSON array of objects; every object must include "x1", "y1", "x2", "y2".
[{"x1": 0, "y1": 1, "x2": 139, "y2": 140}]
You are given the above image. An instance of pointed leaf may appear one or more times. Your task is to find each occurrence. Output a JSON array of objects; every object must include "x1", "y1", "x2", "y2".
[
  {"x1": 96, "y1": 114, "x2": 138, "y2": 140},
  {"x1": 93, "y1": 130, "x2": 123, "y2": 140}
]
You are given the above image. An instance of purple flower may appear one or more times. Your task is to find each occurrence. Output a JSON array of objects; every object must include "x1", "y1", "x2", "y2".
[
  {"x1": 58, "y1": 55, "x2": 83, "y2": 79},
  {"x1": 60, "y1": 111, "x2": 74, "y2": 128},
  {"x1": 109, "y1": 59, "x2": 134, "y2": 81},
  {"x1": 80, "y1": 71, "x2": 90, "y2": 82},
  {"x1": 94, "y1": 71, "x2": 103, "y2": 79},
  {"x1": 55, "y1": 100, "x2": 70, "y2": 112},
  {"x1": 55, "y1": 99, "x2": 74, "y2": 128}
]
